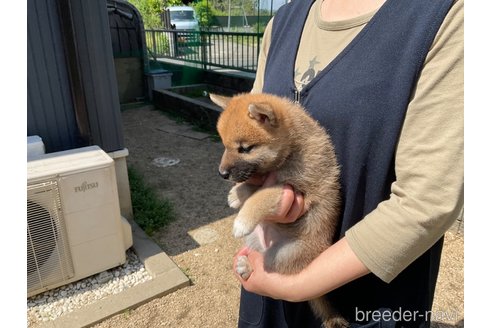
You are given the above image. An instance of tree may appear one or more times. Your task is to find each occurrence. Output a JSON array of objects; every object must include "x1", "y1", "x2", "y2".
[
  {"x1": 128, "y1": 0, "x2": 185, "y2": 29},
  {"x1": 192, "y1": 0, "x2": 219, "y2": 28},
  {"x1": 128, "y1": 0, "x2": 162, "y2": 28}
]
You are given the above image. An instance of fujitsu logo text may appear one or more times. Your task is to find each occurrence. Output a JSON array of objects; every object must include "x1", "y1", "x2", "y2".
[{"x1": 74, "y1": 181, "x2": 99, "y2": 193}]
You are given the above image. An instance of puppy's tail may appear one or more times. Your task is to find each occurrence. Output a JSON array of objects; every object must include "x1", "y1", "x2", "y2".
[{"x1": 309, "y1": 297, "x2": 348, "y2": 328}]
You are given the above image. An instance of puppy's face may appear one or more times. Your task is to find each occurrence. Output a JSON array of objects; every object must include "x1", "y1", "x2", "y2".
[{"x1": 211, "y1": 94, "x2": 290, "y2": 182}]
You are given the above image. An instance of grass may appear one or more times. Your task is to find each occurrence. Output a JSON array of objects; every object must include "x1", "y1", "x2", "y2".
[{"x1": 128, "y1": 166, "x2": 175, "y2": 236}]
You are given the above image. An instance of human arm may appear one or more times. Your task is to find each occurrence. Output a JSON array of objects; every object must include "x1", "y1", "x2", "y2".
[
  {"x1": 234, "y1": 237, "x2": 369, "y2": 302},
  {"x1": 344, "y1": 0, "x2": 464, "y2": 282}
]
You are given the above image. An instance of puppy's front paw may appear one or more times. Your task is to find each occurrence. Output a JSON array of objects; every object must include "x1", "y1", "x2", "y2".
[
  {"x1": 228, "y1": 183, "x2": 258, "y2": 209},
  {"x1": 232, "y1": 215, "x2": 256, "y2": 238},
  {"x1": 233, "y1": 219, "x2": 253, "y2": 238},
  {"x1": 228, "y1": 186, "x2": 242, "y2": 209},
  {"x1": 236, "y1": 255, "x2": 252, "y2": 280}
]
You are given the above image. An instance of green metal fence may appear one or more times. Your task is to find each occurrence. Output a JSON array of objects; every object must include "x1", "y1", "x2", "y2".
[{"x1": 145, "y1": 29, "x2": 263, "y2": 73}]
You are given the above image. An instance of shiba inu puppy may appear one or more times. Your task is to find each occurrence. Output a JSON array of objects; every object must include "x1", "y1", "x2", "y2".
[{"x1": 211, "y1": 93, "x2": 347, "y2": 328}]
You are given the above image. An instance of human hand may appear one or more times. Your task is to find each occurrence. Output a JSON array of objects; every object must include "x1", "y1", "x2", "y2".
[
  {"x1": 245, "y1": 172, "x2": 306, "y2": 224},
  {"x1": 233, "y1": 246, "x2": 300, "y2": 301}
]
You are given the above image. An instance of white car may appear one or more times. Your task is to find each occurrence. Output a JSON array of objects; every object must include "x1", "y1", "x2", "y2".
[{"x1": 167, "y1": 6, "x2": 199, "y2": 31}]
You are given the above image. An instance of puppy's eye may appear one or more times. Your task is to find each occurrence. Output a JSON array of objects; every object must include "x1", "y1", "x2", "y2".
[{"x1": 238, "y1": 145, "x2": 254, "y2": 154}]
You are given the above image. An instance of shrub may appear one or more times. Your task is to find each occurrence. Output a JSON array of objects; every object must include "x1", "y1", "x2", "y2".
[{"x1": 128, "y1": 166, "x2": 175, "y2": 235}]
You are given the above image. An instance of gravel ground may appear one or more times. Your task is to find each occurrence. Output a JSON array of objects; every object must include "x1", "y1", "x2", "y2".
[
  {"x1": 87, "y1": 104, "x2": 461, "y2": 327},
  {"x1": 27, "y1": 249, "x2": 152, "y2": 326}
]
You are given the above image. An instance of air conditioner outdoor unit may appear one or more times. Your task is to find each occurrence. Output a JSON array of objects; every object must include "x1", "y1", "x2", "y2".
[{"x1": 27, "y1": 146, "x2": 133, "y2": 297}]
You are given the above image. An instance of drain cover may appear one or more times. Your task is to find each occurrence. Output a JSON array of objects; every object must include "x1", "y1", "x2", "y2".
[{"x1": 152, "y1": 157, "x2": 180, "y2": 167}]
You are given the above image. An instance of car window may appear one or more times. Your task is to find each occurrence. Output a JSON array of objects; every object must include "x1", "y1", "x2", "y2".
[{"x1": 170, "y1": 11, "x2": 194, "y2": 21}]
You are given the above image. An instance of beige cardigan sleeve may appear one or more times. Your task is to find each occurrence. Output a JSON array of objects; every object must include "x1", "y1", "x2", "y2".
[
  {"x1": 253, "y1": 1, "x2": 464, "y2": 283},
  {"x1": 345, "y1": 0, "x2": 464, "y2": 283},
  {"x1": 251, "y1": 18, "x2": 272, "y2": 94}
]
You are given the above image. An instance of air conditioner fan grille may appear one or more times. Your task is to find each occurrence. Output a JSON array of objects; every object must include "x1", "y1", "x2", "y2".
[{"x1": 27, "y1": 180, "x2": 74, "y2": 293}]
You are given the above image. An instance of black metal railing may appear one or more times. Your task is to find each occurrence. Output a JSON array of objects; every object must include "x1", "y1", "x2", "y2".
[{"x1": 145, "y1": 29, "x2": 263, "y2": 73}]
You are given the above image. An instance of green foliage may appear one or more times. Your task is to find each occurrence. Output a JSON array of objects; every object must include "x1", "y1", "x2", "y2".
[
  {"x1": 166, "y1": 0, "x2": 185, "y2": 6},
  {"x1": 128, "y1": 166, "x2": 175, "y2": 236},
  {"x1": 192, "y1": 0, "x2": 219, "y2": 27},
  {"x1": 128, "y1": 0, "x2": 164, "y2": 28}
]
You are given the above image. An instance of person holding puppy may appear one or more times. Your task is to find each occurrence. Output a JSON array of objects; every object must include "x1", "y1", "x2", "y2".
[{"x1": 233, "y1": 0, "x2": 464, "y2": 327}]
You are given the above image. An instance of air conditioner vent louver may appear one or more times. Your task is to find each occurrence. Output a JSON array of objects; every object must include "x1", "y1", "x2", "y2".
[{"x1": 27, "y1": 180, "x2": 74, "y2": 293}]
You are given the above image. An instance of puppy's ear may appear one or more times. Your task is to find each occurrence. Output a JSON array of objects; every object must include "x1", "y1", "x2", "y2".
[
  {"x1": 248, "y1": 103, "x2": 278, "y2": 127},
  {"x1": 209, "y1": 93, "x2": 231, "y2": 109}
]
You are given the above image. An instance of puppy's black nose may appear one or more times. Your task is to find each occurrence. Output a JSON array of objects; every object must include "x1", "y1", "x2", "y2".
[{"x1": 219, "y1": 169, "x2": 230, "y2": 180}]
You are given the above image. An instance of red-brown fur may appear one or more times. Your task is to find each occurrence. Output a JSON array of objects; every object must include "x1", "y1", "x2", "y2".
[{"x1": 212, "y1": 93, "x2": 347, "y2": 328}]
